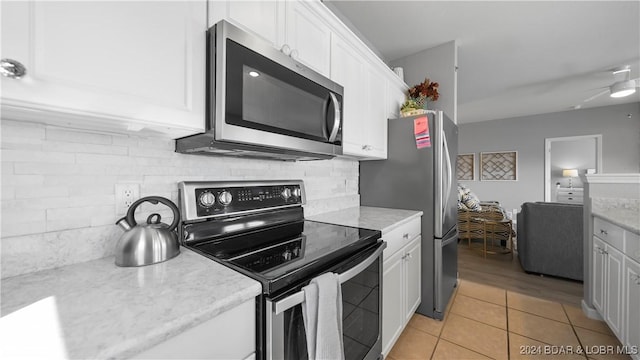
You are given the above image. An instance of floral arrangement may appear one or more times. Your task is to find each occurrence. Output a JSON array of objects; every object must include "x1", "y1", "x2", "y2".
[
  {"x1": 400, "y1": 77, "x2": 440, "y2": 116},
  {"x1": 408, "y1": 78, "x2": 439, "y2": 102}
]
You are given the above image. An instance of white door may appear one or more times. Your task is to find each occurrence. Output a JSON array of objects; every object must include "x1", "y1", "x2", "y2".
[
  {"x1": 208, "y1": 1, "x2": 283, "y2": 47},
  {"x1": 284, "y1": 1, "x2": 331, "y2": 76},
  {"x1": 1, "y1": 1, "x2": 206, "y2": 137},
  {"x1": 623, "y1": 258, "x2": 640, "y2": 350},
  {"x1": 364, "y1": 67, "x2": 388, "y2": 159},
  {"x1": 592, "y1": 237, "x2": 607, "y2": 314},
  {"x1": 404, "y1": 238, "x2": 422, "y2": 321},
  {"x1": 605, "y1": 245, "x2": 624, "y2": 338},
  {"x1": 330, "y1": 34, "x2": 366, "y2": 156},
  {"x1": 382, "y1": 252, "x2": 404, "y2": 356}
]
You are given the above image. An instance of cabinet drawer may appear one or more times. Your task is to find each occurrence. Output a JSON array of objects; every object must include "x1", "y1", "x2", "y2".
[
  {"x1": 594, "y1": 217, "x2": 625, "y2": 252},
  {"x1": 383, "y1": 218, "x2": 421, "y2": 260},
  {"x1": 557, "y1": 194, "x2": 583, "y2": 203},
  {"x1": 626, "y1": 231, "x2": 640, "y2": 263}
]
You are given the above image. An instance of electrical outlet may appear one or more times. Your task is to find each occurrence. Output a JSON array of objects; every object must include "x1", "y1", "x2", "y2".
[{"x1": 115, "y1": 183, "x2": 140, "y2": 216}]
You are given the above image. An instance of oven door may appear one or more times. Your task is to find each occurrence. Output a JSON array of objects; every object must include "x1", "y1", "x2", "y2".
[{"x1": 265, "y1": 242, "x2": 385, "y2": 360}]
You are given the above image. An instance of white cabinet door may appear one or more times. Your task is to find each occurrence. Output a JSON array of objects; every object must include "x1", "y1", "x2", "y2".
[
  {"x1": 381, "y1": 221, "x2": 423, "y2": 357},
  {"x1": 623, "y1": 258, "x2": 640, "y2": 352},
  {"x1": 1, "y1": 1, "x2": 206, "y2": 138},
  {"x1": 605, "y1": 244, "x2": 624, "y2": 339},
  {"x1": 363, "y1": 67, "x2": 388, "y2": 159},
  {"x1": 593, "y1": 236, "x2": 607, "y2": 314},
  {"x1": 404, "y1": 237, "x2": 422, "y2": 322},
  {"x1": 388, "y1": 81, "x2": 407, "y2": 119},
  {"x1": 382, "y1": 250, "x2": 405, "y2": 357},
  {"x1": 284, "y1": 1, "x2": 331, "y2": 77},
  {"x1": 330, "y1": 34, "x2": 366, "y2": 156},
  {"x1": 208, "y1": 1, "x2": 283, "y2": 47},
  {"x1": 132, "y1": 299, "x2": 255, "y2": 360}
]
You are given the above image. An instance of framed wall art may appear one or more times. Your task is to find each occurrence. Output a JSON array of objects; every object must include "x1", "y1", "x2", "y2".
[
  {"x1": 481, "y1": 151, "x2": 518, "y2": 181},
  {"x1": 456, "y1": 153, "x2": 475, "y2": 181}
]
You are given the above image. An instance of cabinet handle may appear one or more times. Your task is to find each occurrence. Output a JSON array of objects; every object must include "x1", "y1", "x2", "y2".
[
  {"x1": 290, "y1": 49, "x2": 299, "y2": 61},
  {"x1": 403, "y1": 233, "x2": 409, "y2": 239},
  {"x1": 0, "y1": 59, "x2": 27, "y2": 79},
  {"x1": 362, "y1": 145, "x2": 372, "y2": 151},
  {"x1": 631, "y1": 274, "x2": 640, "y2": 285},
  {"x1": 600, "y1": 229, "x2": 608, "y2": 235},
  {"x1": 280, "y1": 44, "x2": 292, "y2": 56}
]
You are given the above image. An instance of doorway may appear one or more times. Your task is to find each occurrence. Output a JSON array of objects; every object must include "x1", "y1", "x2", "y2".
[{"x1": 544, "y1": 135, "x2": 602, "y2": 202}]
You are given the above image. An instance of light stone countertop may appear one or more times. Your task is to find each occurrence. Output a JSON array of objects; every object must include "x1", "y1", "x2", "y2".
[
  {"x1": 591, "y1": 197, "x2": 640, "y2": 235},
  {"x1": 0, "y1": 249, "x2": 261, "y2": 359},
  {"x1": 307, "y1": 206, "x2": 423, "y2": 233}
]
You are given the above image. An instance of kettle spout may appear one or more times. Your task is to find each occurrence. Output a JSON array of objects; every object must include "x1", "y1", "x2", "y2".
[{"x1": 116, "y1": 217, "x2": 133, "y2": 231}]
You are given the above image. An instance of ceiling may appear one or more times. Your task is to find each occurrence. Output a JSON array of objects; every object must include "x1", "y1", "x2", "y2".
[{"x1": 324, "y1": 1, "x2": 640, "y2": 123}]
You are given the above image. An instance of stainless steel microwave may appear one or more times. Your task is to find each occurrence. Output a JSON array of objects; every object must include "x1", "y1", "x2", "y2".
[{"x1": 176, "y1": 20, "x2": 344, "y2": 161}]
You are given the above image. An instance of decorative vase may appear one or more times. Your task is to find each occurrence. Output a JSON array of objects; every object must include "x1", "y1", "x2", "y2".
[{"x1": 413, "y1": 96, "x2": 428, "y2": 110}]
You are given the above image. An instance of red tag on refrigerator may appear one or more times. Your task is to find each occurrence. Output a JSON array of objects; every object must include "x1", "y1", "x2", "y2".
[
  {"x1": 414, "y1": 117, "x2": 431, "y2": 148},
  {"x1": 414, "y1": 117, "x2": 428, "y2": 134}
]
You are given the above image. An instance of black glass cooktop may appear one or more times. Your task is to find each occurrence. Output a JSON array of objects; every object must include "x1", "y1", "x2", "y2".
[{"x1": 189, "y1": 220, "x2": 381, "y2": 295}]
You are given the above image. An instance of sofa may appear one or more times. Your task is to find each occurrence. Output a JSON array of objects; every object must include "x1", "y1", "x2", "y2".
[{"x1": 516, "y1": 202, "x2": 584, "y2": 281}]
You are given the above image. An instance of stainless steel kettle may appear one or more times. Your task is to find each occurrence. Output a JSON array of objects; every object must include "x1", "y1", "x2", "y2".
[{"x1": 115, "y1": 196, "x2": 181, "y2": 267}]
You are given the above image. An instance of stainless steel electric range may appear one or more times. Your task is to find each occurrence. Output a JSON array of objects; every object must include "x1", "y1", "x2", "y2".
[{"x1": 178, "y1": 180, "x2": 385, "y2": 360}]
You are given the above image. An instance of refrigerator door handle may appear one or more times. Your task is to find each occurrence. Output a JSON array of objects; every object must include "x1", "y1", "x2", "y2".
[{"x1": 442, "y1": 131, "x2": 453, "y2": 217}]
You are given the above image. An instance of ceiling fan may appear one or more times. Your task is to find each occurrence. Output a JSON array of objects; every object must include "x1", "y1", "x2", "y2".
[{"x1": 576, "y1": 66, "x2": 639, "y2": 108}]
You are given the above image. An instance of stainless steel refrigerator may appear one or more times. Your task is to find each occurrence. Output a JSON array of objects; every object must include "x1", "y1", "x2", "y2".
[{"x1": 360, "y1": 110, "x2": 458, "y2": 320}]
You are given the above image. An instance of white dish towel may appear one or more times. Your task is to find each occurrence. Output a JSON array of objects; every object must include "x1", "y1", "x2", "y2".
[{"x1": 302, "y1": 272, "x2": 345, "y2": 360}]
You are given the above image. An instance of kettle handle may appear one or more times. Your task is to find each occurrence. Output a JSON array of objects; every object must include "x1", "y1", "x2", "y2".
[{"x1": 126, "y1": 196, "x2": 180, "y2": 231}]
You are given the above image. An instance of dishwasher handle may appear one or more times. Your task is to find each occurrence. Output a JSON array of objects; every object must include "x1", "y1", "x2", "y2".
[{"x1": 273, "y1": 242, "x2": 386, "y2": 315}]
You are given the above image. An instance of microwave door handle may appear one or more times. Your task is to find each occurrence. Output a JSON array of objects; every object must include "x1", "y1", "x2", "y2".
[
  {"x1": 273, "y1": 242, "x2": 386, "y2": 315},
  {"x1": 327, "y1": 92, "x2": 341, "y2": 142}
]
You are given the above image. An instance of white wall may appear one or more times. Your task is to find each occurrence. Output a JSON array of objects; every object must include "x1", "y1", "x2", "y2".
[
  {"x1": 1, "y1": 120, "x2": 360, "y2": 279},
  {"x1": 390, "y1": 40, "x2": 458, "y2": 123},
  {"x1": 458, "y1": 103, "x2": 640, "y2": 212}
]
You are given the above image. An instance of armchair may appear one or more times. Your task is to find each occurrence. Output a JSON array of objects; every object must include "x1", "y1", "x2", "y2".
[
  {"x1": 457, "y1": 184, "x2": 513, "y2": 247},
  {"x1": 458, "y1": 203, "x2": 513, "y2": 246}
]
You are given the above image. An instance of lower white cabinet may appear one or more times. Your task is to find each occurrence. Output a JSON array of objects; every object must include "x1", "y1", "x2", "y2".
[
  {"x1": 623, "y1": 258, "x2": 640, "y2": 357},
  {"x1": 132, "y1": 299, "x2": 255, "y2": 360},
  {"x1": 604, "y1": 244, "x2": 624, "y2": 338},
  {"x1": 591, "y1": 216, "x2": 640, "y2": 359},
  {"x1": 592, "y1": 236, "x2": 606, "y2": 314},
  {"x1": 381, "y1": 217, "x2": 422, "y2": 357}
]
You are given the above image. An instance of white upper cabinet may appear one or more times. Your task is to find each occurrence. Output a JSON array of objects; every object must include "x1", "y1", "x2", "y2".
[
  {"x1": 330, "y1": 34, "x2": 366, "y2": 156},
  {"x1": 331, "y1": 33, "x2": 389, "y2": 160},
  {"x1": 208, "y1": 1, "x2": 284, "y2": 47},
  {"x1": 208, "y1": 0, "x2": 407, "y2": 161},
  {"x1": 363, "y1": 67, "x2": 388, "y2": 159},
  {"x1": 1, "y1": 1, "x2": 206, "y2": 138},
  {"x1": 388, "y1": 80, "x2": 407, "y2": 119},
  {"x1": 210, "y1": 1, "x2": 330, "y2": 77},
  {"x1": 283, "y1": 1, "x2": 332, "y2": 77}
]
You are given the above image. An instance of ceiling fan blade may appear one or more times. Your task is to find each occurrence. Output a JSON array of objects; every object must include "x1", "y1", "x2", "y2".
[{"x1": 583, "y1": 89, "x2": 609, "y2": 103}]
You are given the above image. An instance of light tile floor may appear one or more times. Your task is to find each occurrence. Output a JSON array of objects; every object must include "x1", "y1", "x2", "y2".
[{"x1": 387, "y1": 279, "x2": 633, "y2": 360}]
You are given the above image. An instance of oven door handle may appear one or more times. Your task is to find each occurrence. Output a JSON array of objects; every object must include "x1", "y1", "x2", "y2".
[{"x1": 273, "y1": 242, "x2": 386, "y2": 315}]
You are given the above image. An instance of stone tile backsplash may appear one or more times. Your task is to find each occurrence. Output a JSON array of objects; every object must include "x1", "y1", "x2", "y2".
[{"x1": 1, "y1": 120, "x2": 360, "y2": 278}]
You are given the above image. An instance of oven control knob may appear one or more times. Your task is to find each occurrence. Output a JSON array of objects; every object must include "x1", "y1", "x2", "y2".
[
  {"x1": 218, "y1": 190, "x2": 233, "y2": 206},
  {"x1": 281, "y1": 187, "x2": 292, "y2": 200},
  {"x1": 199, "y1": 191, "x2": 216, "y2": 207},
  {"x1": 292, "y1": 187, "x2": 301, "y2": 198}
]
